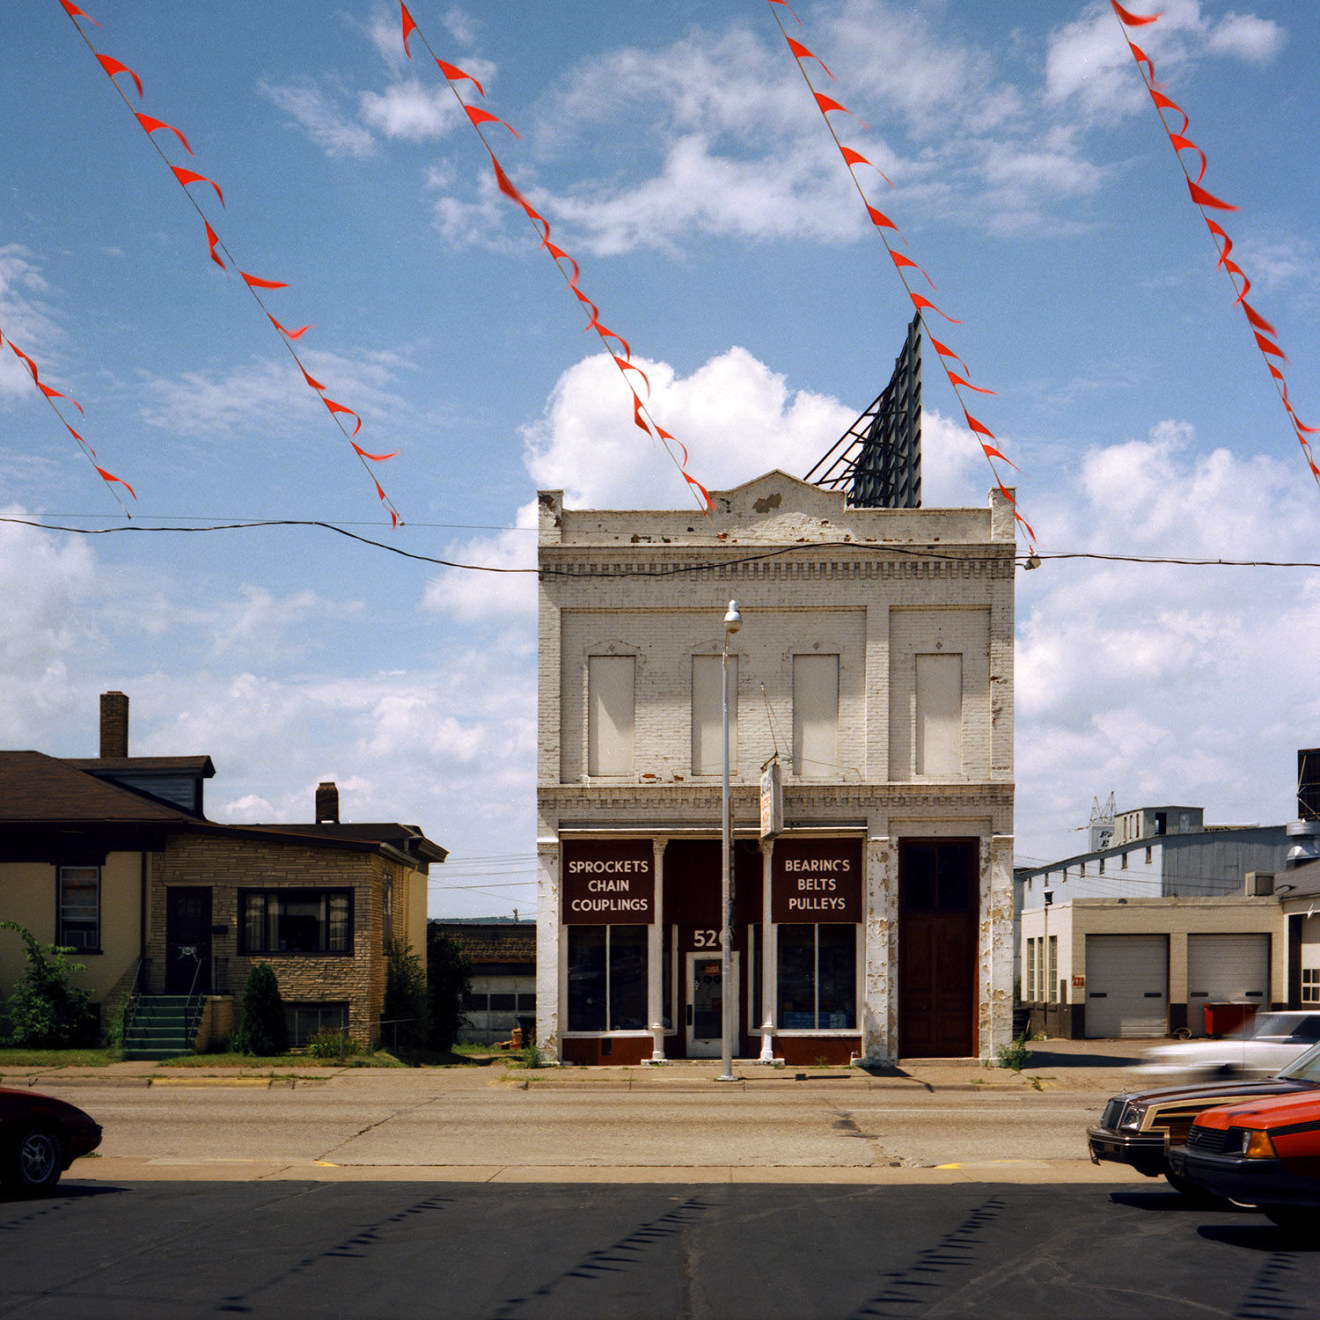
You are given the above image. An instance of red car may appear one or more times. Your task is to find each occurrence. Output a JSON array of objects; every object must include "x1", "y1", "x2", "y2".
[
  {"x1": 1169, "y1": 1088, "x2": 1320, "y2": 1231},
  {"x1": 0, "y1": 1087, "x2": 102, "y2": 1195}
]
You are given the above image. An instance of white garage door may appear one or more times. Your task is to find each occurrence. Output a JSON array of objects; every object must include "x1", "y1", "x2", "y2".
[
  {"x1": 1085, "y1": 934, "x2": 1169, "y2": 1038},
  {"x1": 1187, "y1": 933, "x2": 1270, "y2": 1036}
]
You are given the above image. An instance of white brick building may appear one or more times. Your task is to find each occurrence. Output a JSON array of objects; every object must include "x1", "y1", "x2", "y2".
[{"x1": 535, "y1": 471, "x2": 1017, "y2": 1065}]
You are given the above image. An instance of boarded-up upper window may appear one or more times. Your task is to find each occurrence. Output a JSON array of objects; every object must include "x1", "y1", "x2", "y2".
[
  {"x1": 793, "y1": 654, "x2": 838, "y2": 780},
  {"x1": 915, "y1": 653, "x2": 962, "y2": 777},
  {"x1": 588, "y1": 655, "x2": 635, "y2": 776},
  {"x1": 692, "y1": 655, "x2": 737, "y2": 776}
]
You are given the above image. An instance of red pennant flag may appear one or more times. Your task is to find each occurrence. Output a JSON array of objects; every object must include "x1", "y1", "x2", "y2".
[
  {"x1": 323, "y1": 398, "x2": 362, "y2": 434},
  {"x1": 596, "y1": 325, "x2": 631, "y2": 360},
  {"x1": 8, "y1": 341, "x2": 40, "y2": 382},
  {"x1": 963, "y1": 410, "x2": 996, "y2": 440},
  {"x1": 491, "y1": 156, "x2": 549, "y2": 239},
  {"x1": 842, "y1": 146, "x2": 892, "y2": 186},
  {"x1": 1240, "y1": 300, "x2": 1276, "y2": 338},
  {"x1": 301, "y1": 367, "x2": 326, "y2": 391},
  {"x1": 1255, "y1": 332, "x2": 1287, "y2": 361},
  {"x1": 866, "y1": 205, "x2": 901, "y2": 234},
  {"x1": 1205, "y1": 217, "x2": 1232, "y2": 263},
  {"x1": 204, "y1": 220, "x2": 225, "y2": 271},
  {"x1": 546, "y1": 243, "x2": 580, "y2": 285},
  {"x1": 241, "y1": 272, "x2": 289, "y2": 290},
  {"x1": 613, "y1": 357, "x2": 650, "y2": 394},
  {"x1": 59, "y1": 1, "x2": 100, "y2": 25},
  {"x1": 173, "y1": 167, "x2": 224, "y2": 206},
  {"x1": 96, "y1": 467, "x2": 137, "y2": 499},
  {"x1": 438, "y1": 61, "x2": 486, "y2": 98},
  {"x1": 352, "y1": 442, "x2": 398, "y2": 462},
  {"x1": 1169, "y1": 133, "x2": 1206, "y2": 184},
  {"x1": 633, "y1": 395, "x2": 652, "y2": 436},
  {"x1": 1111, "y1": 1, "x2": 1160, "y2": 25},
  {"x1": 136, "y1": 114, "x2": 193, "y2": 155},
  {"x1": 1128, "y1": 42, "x2": 1156, "y2": 83},
  {"x1": 1150, "y1": 88, "x2": 1188, "y2": 135},
  {"x1": 467, "y1": 106, "x2": 519, "y2": 137},
  {"x1": 910, "y1": 292, "x2": 961, "y2": 323},
  {"x1": 38, "y1": 382, "x2": 84, "y2": 415},
  {"x1": 401, "y1": 3, "x2": 417, "y2": 58},
  {"x1": 685, "y1": 472, "x2": 714, "y2": 510},
  {"x1": 814, "y1": 93, "x2": 867, "y2": 128},
  {"x1": 947, "y1": 370, "x2": 995, "y2": 395},
  {"x1": 268, "y1": 314, "x2": 311, "y2": 340},
  {"x1": 1188, "y1": 179, "x2": 1236, "y2": 211},
  {"x1": 786, "y1": 37, "x2": 834, "y2": 80},
  {"x1": 929, "y1": 336, "x2": 969, "y2": 374},
  {"x1": 573, "y1": 287, "x2": 601, "y2": 324},
  {"x1": 97, "y1": 54, "x2": 143, "y2": 99},
  {"x1": 891, "y1": 250, "x2": 934, "y2": 288},
  {"x1": 981, "y1": 442, "x2": 1011, "y2": 464}
]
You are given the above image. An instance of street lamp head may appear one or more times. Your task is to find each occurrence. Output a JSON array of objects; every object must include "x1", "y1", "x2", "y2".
[{"x1": 723, "y1": 600, "x2": 742, "y2": 634}]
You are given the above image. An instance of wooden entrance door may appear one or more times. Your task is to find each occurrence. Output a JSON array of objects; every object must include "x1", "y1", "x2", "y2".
[
  {"x1": 898, "y1": 841, "x2": 978, "y2": 1057},
  {"x1": 165, "y1": 887, "x2": 212, "y2": 994}
]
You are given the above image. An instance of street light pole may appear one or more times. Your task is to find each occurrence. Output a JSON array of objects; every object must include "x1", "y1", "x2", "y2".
[{"x1": 719, "y1": 599, "x2": 742, "y2": 1082}]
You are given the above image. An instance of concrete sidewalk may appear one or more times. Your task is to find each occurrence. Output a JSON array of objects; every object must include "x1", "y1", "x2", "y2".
[{"x1": 0, "y1": 1037, "x2": 1151, "y2": 1094}]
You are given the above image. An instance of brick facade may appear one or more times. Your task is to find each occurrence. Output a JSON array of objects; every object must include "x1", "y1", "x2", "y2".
[{"x1": 536, "y1": 471, "x2": 1016, "y2": 1065}]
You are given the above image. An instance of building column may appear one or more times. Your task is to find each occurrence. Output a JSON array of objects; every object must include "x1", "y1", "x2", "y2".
[
  {"x1": 759, "y1": 839, "x2": 776, "y2": 1061},
  {"x1": 861, "y1": 834, "x2": 895, "y2": 1065},
  {"x1": 535, "y1": 836, "x2": 561, "y2": 1064},
  {"x1": 979, "y1": 834, "x2": 1015, "y2": 1059},
  {"x1": 648, "y1": 837, "x2": 668, "y2": 1061}
]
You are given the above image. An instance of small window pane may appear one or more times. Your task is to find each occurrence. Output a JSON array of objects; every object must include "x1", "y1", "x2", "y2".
[
  {"x1": 608, "y1": 925, "x2": 648, "y2": 1030},
  {"x1": 568, "y1": 926, "x2": 607, "y2": 1031}
]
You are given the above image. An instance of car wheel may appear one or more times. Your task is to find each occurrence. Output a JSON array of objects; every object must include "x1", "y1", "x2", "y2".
[
  {"x1": 1163, "y1": 1166, "x2": 1226, "y2": 1206},
  {"x1": 1264, "y1": 1206, "x2": 1320, "y2": 1234},
  {"x1": 1, "y1": 1124, "x2": 65, "y2": 1196}
]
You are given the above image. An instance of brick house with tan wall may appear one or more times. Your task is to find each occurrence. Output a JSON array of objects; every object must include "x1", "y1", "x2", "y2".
[
  {"x1": 0, "y1": 694, "x2": 445, "y2": 1050},
  {"x1": 536, "y1": 472, "x2": 1017, "y2": 1066}
]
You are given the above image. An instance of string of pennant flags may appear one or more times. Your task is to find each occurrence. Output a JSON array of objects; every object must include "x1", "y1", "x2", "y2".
[
  {"x1": 53, "y1": 0, "x2": 403, "y2": 525},
  {"x1": 398, "y1": 2, "x2": 714, "y2": 513},
  {"x1": 766, "y1": 0, "x2": 1036, "y2": 552},
  {"x1": 30, "y1": 3, "x2": 1312, "y2": 529},
  {"x1": 1109, "y1": 1, "x2": 1318, "y2": 484}
]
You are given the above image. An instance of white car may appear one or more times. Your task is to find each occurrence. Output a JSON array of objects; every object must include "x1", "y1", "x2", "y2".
[{"x1": 1140, "y1": 1011, "x2": 1320, "y2": 1080}]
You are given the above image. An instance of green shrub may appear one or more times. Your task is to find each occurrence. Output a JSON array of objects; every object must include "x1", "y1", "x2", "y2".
[
  {"x1": 0, "y1": 921, "x2": 96, "y2": 1048},
  {"x1": 232, "y1": 963, "x2": 288, "y2": 1056},
  {"x1": 307, "y1": 1026, "x2": 360, "y2": 1060},
  {"x1": 996, "y1": 1031, "x2": 1032, "y2": 1072},
  {"x1": 383, "y1": 939, "x2": 430, "y2": 1054}
]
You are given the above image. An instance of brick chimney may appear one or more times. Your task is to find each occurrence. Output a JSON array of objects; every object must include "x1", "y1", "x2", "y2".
[
  {"x1": 315, "y1": 781, "x2": 340, "y2": 824},
  {"x1": 100, "y1": 691, "x2": 129, "y2": 759}
]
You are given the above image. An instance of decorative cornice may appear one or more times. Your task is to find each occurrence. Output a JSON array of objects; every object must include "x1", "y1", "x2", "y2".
[{"x1": 538, "y1": 552, "x2": 1014, "y2": 582}]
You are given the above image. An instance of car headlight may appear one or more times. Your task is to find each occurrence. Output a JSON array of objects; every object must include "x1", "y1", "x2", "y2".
[
  {"x1": 1119, "y1": 1103, "x2": 1147, "y2": 1132},
  {"x1": 1233, "y1": 1127, "x2": 1277, "y2": 1159}
]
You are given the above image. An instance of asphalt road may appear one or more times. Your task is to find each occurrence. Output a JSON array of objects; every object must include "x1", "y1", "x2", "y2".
[
  {"x1": 33, "y1": 1067, "x2": 1121, "y2": 1177},
  {"x1": 1, "y1": 1179, "x2": 1315, "y2": 1319}
]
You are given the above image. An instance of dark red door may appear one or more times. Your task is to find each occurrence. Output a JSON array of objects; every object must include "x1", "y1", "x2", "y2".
[{"x1": 898, "y1": 841, "x2": 978, "y2": 1057}]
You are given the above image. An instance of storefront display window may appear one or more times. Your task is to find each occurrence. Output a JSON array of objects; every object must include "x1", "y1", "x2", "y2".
[
  {"x1": 777, "y1": 923, "x2": 857, "y2": 1029},
  {"x1": 567, "y1": 924, "x2": 649, "y2": 1031}
]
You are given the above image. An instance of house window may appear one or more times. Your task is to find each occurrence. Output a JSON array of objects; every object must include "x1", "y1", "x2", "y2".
[
  {"x1": 57, "y1": 866, "x2": 100, "y2": 950},
  {"x1": 588, "y1": 656, "x2": 635, "y2": 776},
  {"x1": 284, "y1": 1001, "x2": 349, "y2": 1046},
  {"x1": 1145, "y1": 846, "x2": 1153, "y2": 864},
  {"x1": 1121, "y1": 852, "x2": 1129, "y2": 870},
  {"x1": 1026, "y1": 937, "x2": 1038, "y2": 1002},
  {"x1": 1099, "y1": 858, "x2": 1105, "y2": 874},
  {"x1": 915, "y1": 652, "x2": 962, "y2": 776},
  {"x1": 566, "y1": 925, "x2": 648, "y2": 1031},
  {"x1": 240, "y1": 890, "x2": 352, "y2": 954},
  {"x1": 692, "y1": 655, "x2": 737, "y2": 775},
  {"x1": 776, "y1": 924, "x2": 857, "y2": 1029},
  {"x1": 793, "y1": 654, "x2": 839, "y2": 780},
  {"x1": 1047, "y1": 935, "x2": 1058, "y2": 1004},
  {"x1": 1303, "y1": 968, "x2": 1320, "y2": 1005},
  {"x1": 382, "y1": 874, "x2": 394, "y2": 953}
]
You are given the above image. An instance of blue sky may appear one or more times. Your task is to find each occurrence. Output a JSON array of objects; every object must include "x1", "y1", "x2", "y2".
[{"x1": 2, "y1": 0, "x2": 1318, "y2": 916}]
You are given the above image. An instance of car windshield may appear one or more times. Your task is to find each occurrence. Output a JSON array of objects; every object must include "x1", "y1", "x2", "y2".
[
  {"x1": 1278, "y1": 1041, "x2": 1320, "y2": 1083},
  {"x1": 1234, "y1": 1014, "x2": 1320, "y2": 1042}
]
